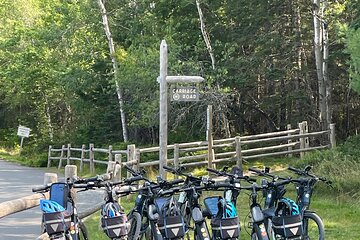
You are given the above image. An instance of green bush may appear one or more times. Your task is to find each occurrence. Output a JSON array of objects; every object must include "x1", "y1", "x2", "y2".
[{"x1": 294, "y1": 148, "x2": 360, "y2": 201}]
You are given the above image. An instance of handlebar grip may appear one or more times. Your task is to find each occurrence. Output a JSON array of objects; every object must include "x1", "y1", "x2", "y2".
[
  {"x1": 124, "y1": 164, "x2": 138, "y2": 175},
  {"x1": 32, "y1": 185, "x2": 49, "y2": 193},
  {"x1": 206, "y1": 168, "x2": 220, "y2": 174},
  {"x1": 168, "y1": 179, "x2": 184, "y2": 186},
  {"x1": 274, "y1": 179, "x2": 292, "y2": 187},
  {"x1": 163, "y1": 165, "x2": 177, "y2": 172},
  {"x1": 248, "y1": 167, "x2": 262, "y2": 174},
  {"x1": 288, "y1": 166, "x2": 301, "y2": 173},
  {"x1": 159, "y1": 187, "x2": 181, "y2": 196},
  {"x1": 73, "y1": 184, "x2": 89, "y2": 188},
  {"x1": 125, "y1": 175, "x2": 143, "y2": 184}
]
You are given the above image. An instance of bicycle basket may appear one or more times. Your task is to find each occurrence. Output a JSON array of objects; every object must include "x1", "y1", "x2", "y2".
[
  {"x1": 50, "y1": 183, "x2": 69, "y2": 208},
  {"x1": 211, "y1": 217, "x2": 240, "y2": 239},
  {"x1": 101, "y1": 214, "x2": 129, "y2": 238},
  {"x1": 43, "y1": 211, "x2": 71, "y2": 235},
  {"x1": 272, "y1": 214, "x2": 303, "y2": 238},
  {"x1": 156, "y1": 196, "x2": 186, "y2": 239}
]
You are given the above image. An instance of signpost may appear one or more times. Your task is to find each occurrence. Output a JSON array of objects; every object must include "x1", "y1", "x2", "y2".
[
  {"x1": 158, "y1": 40, "x2": 204, "y2": 178},
  {"x1": 17, "y1": 126, "x2": 31, "y2": 155}
]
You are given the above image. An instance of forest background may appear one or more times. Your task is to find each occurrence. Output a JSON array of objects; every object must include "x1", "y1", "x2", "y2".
[{"x1": 1, "y1": 0, "x2": 360, "y2": 154}]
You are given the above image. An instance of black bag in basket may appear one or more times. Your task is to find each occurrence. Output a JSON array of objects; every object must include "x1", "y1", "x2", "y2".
[
  {"x1": 272, "y1": 214, "x2": 303, "y2": 238},
  {"x1": 156, "y1": 196, "x2": 186, "y2": 239},
  {"x1": 272, "y1": 198, "x2": 304, "y2": 238},
  {"x1": 101, "y1": 214, "x2": 129, "y2": 238},
  {"x1": 43, "y1": 211, "x2": 71, "y2": 235},
  {"x1": 211, "y1": 216, "x2": 240, "y2": 239}
]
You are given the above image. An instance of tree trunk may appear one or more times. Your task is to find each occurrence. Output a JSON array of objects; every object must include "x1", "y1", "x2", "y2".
[
  {"x1": 97, "y1": 0, "x2": 128, "y2": 142},
  {"x1": 44, "y1": 96, "x2": 54, "y2": 142},
  {"x1": 313, "y1": 0, "x2": 327, "y2": 130},
  {"x1": 322, "y1": 0, "x2": 331, "y2": 127},
  {"x1": 196, "y1": 0, "x2": 231, "y2": 137},
  {"x1": 195, "y1": 0, "x2": 215, "y2": 70},
  {"x1": 294, "y1": 2, "x2": 302, "y2": 119}
]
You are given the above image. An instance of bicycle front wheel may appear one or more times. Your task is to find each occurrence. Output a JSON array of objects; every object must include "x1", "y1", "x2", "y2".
[
  {"x1": 303, "y1": 211, "x2": 325, "y2": 240},
  {"x1": 128, "y1": 212, "x2": 142, "y2": 240}
]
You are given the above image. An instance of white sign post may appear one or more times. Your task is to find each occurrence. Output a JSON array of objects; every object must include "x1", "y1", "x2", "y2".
[
  {"x1": 17, "y1": 126, "x2": 31, "y2": 155},
  {"x1": 158, "y1": 40, "x2": 204, "y2": 179}
]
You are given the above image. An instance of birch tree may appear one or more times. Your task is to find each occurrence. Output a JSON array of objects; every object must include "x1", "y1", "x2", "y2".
[
  {"x1": 97, "y1": 0, "x2": 128, "y2": 142},
  {"x1": 313, "y1": 0, "x2": 330, "y2": 130},
  {"x1": 195, "y1": 0, "x2": 231, "y2": 137}
]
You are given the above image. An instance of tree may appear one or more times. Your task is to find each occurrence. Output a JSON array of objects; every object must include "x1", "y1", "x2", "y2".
[{"x1": 97, "y1": 0, "x2": 128, "y2": 142}]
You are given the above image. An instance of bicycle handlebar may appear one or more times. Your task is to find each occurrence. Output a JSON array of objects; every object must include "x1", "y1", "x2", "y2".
[
  {"x1": 163, "y1": 165, "x2": 202, "y2": 183},
  {"x1": 207, "y1": 167, "x2": 256, "y2": 183},
  {"x1": 249, "y1": 167, "x2": 287, "y2": 180},
  {"x1": 32, "y1": 185, "x2": 50, "y2": 193},
  {"x1": 288, "y1": 166, "x2": 333, "y2": 186}
]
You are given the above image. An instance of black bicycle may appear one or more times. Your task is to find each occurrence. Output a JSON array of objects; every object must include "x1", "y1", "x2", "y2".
[
  {"x1": 249, "y1": 167, "x2": 301, "y2": 240},
  {"x1": 287, "y1": 166, "x2": 332, "y2": 240},
  {"x1": 32, "y1": 174, "x2": 111, "y2": 240},
  {"x1": 123, "y1": 166, "x2": 184, "y2": 240},
  {"x1": 163, "y1": 165, "x2": 213, "y2": 240},
  {"x1": 205, "y1": 166, "x2": 256, "y2": 240}
]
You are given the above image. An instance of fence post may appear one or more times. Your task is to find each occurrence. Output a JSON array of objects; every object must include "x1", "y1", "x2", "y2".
[
  {"x1": 207, "y1": 105, "x2": 214, "y2": 169},
  {"x1": 299, "y1": 122, "x2": 305, "y2": 158},
  {"x1": 65, "y1": 165, "x2": 78, "y2": 203},
  {"x1": 329, "y1": 123, "x2": 336, "y2": 148},
  {"x1": 108, "y1": 145, "x2": 113, "y2": 162},
  {"x1": 89, "y1": 143, "x2": 95, "y2": 173},
  {"x1": 58, "y1": 145, "x2": 65, "y2": 169},
  {"x1": 235, "y1": 136, "x2": 243, "y2": 176},
  {"x1": 134, "y1": 149, "x2": 140, "y2": 172},
  {"x1": 114, "y1": 154, "x2": 122, "y2": 182},
  {"x1": 67, "y1": 143, "x2": 71, "y2": 166},
  {"x1": 107, "y1": 161, "x2": 116, "y2": 176},
  {"x1": 287, "y1": 124, "x2": 293, "y2": 157},
  {"x1": 127, "y1": 144, "x2": 136, "y2": 179},
  {"x1": 174, "y1": 144, "x2": 179, "y2": 179},
  {"x1": 80, "y1": 144, "x2": 85, "y2": 173},
  {"x1": 44, "y1": 173, "x2": 58, "y2": 185},
  {"x1": 303, "y1": 121, "x2": 309, "y2": 149},
  {"x1": 65, "y1": 165, "x2": 77, "y2": 181},
  {"x1": 47, "y1": 145, "x2": 52, "y2": 168}
]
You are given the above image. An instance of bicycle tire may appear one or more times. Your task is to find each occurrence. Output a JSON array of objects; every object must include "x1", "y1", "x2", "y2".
[
  {"x1": 128, "y1": 212, "x2": 142, "y2": 240},
  {"x1": 303, "y1": 211, "x2": 325, "y2": 240}
]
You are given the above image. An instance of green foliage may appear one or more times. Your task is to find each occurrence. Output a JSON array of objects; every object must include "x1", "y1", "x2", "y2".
[
  {"x1": 0, "y1": 0, "x2": 360, "y2": 156},
  {"x1": 293, "y1": 146, "x2": 360, "y2": 200}
]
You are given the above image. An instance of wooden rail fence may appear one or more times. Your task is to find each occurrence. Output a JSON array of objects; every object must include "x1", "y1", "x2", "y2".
[{"x1": 47, "y1": 121, "x2": 336, "y2": 177}]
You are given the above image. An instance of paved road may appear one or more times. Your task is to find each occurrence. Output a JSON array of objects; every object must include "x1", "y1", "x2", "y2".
[{"x1": 0, "y1": 159, "x2": 104, "y2": 240}]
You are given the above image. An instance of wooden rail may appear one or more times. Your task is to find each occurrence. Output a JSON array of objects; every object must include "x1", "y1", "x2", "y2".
[{"x1": 47, "y1": 122, "x2": 336, "y2": 178}]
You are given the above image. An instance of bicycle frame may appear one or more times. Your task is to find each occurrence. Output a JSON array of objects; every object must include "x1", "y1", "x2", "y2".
[
  {"x1": 179, "y1": 186, "x2": 211, "y2": 240},
  {"x1": 247, "y1": 184, "x2": 270, "y2": 240},
  {"x1": 132, "y1": 185, "x2": 164, "y2": 240}
]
